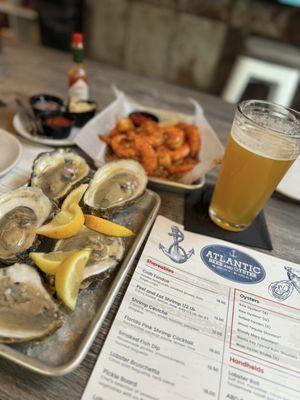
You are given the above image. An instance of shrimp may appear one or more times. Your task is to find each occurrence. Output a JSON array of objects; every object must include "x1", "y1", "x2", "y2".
[
  {"x1": 110, "y1": 134, "x2": 137, "y2": 159},
  {"x1": 100, "y1": 120, "x2": 132, "y2": 142},
  {"x1": 133, "y1": 135, "x2": 158, "y2": 175},
  {"x1": 101, "y1": 116, "x2": 200, "y2": 179},
  {"x1": 139, "y1": 120, "x2": 164, "y2": 147},
  {"x1": 177, "y1": 123, "x2": 201, "y2": 157},
  {"x1": 156, "y1": 145, "x2": 172, "y2": 169},
  {"x1": 167, "y1": 143, "x2": 190, "y2": 161},
  {"x1": 107, "y1": 127, "x2": 121, "y2": 138},
  {"x1": 163, "y1": 126, "x2": 185, "y2": 150},
  {"x1": 99, "y1": 134, "x2": 111, "y2": 144},
  {"x1": 168, "y1": 158, "x2": 197, "y2": 175},
  {"x1": 116, "y1": 118, "x2": 135, "y2": 132}
]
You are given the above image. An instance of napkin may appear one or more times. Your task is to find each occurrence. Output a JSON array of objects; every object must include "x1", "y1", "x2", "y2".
[{"x1": 184, "y1": 184, "x2": 273, "y2": 250}]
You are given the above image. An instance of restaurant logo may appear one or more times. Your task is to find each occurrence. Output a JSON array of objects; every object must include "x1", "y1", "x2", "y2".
[
  {"x1": 159, "y1": 226, "x2": 194, "y2": 264},
  {"x1": 200, "y1": 245, "x2": 265, "y2": 284}
]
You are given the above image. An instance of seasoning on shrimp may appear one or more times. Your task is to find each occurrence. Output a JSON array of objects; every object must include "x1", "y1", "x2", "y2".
[
  {"x1": 176, "y1": 122, "x2": 201, "y2": 157},
  {"x1": 99, "y1": 116, "x2": 201, "y2": 181},
  {"x1": 163, "y1": 126, "x2": 185, "y2": 150}
]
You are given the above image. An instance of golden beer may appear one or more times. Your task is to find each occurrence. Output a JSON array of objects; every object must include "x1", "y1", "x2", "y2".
[{"x1": 209, "y1": 100, "x2": 300, "y2": 231}]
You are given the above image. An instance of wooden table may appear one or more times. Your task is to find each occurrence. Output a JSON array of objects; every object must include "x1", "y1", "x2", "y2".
[{"x1": 0, "y1": 39, "x2": 299, "y2": 400}]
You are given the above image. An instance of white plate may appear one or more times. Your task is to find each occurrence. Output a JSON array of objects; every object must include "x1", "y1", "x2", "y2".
[
  {"x1": 277, "y1": 156, "x2": 300, "y2": 201},
  {"x1": 13, "y1": 112, "x2": 79, "y2": 146},
  {"x1": 0, "y1": 129, "x2": 22, "y2": 177}
]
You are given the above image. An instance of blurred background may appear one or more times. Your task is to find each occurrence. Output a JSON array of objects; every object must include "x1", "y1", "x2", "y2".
[{"x1": 0, "y1": 0, "x2": 300, "y2": 108}]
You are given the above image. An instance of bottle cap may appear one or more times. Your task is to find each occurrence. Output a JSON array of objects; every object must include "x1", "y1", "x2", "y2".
[{"x1": 72, "y1": 32, "x2": 83, "y2": 43}]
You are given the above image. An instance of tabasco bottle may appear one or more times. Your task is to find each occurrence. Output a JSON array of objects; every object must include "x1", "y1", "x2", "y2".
[{"x1": 68, "y1": 32, "x2": 89, "y2": 101}]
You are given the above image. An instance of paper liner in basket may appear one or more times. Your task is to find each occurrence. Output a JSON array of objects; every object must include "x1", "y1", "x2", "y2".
[{"x1": 75, "y1": 89, "x2": 224, "y2": 184}]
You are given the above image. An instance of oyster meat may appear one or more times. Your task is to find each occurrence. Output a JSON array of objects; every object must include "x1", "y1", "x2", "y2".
[
  {"x1": 31, "y1": 149, "x2": 90, "y2": 201},
  {"x1": 0, "y1": 263, "x2": 62, "y2": 343},
  {"x1": 84, "y1": 160, "x2": 147, "y2": 213},
  {"x1": 0, "y1": 187, "x2": 52, "y2": 264},
  {"x1": 55, "y1": 226, "x2": 125, "y2": 280}
]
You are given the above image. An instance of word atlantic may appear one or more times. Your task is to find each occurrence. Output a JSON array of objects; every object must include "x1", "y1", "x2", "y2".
[
  {"x1": 200, "y1": 245, "x2": 266, "y2": 284},
  {"x1": 205, "y1": 250, "x2": 260, "y2": 278}
]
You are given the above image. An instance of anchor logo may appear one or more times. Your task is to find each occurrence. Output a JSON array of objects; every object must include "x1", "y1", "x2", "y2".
[
  {"x1": 159, "y1": 226, "x2": 194, "y2": 264},
  {"x1": 230, "y1": 249, "x2": 237, "y2": 258}
]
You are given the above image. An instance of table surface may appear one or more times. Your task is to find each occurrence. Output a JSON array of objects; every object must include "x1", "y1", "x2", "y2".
[{"x1": 0, "y1": 39, "x2": 299, "y2": 400}]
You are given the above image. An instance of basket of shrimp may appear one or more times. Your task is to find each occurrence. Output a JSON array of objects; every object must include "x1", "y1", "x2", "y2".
[{"x1": 75, "y1": 89, "x2": 224, "y2": 193}]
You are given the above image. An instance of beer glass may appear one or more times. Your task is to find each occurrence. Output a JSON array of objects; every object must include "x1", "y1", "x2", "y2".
[{"x1": 209, "y1": 100, "x2": 300, "y2": 231}]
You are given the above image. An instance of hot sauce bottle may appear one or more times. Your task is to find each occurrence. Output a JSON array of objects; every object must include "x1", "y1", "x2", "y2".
[{"x1": 68, "y1": 32, "x2": 89, "y2": 101}]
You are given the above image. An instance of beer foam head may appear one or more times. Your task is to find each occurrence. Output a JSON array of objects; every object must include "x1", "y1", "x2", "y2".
[{"x1": 233, "y1": 100, "x2": 300, "y2": 161}]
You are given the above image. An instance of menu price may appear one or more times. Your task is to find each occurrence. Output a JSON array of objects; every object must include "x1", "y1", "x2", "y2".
[{"x1": 81, "y1": 216, "x2": 300, "y2": 400}]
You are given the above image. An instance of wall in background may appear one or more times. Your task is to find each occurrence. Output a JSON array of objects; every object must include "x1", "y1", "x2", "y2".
[{"x1": 85, "y1": 0, "x2": 300, "y2": 105}]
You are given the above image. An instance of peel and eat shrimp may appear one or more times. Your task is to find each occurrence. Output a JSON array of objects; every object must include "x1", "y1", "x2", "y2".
[
  {"x1": 167, "y1": 158, "x2": 198, "y2": 175},
  {"x1": 99, "y1": 116, "x2": 201, "y2": 179},
  {"x1": 156, "y1": 145, "x2": 195, "y2": 175},
  {"x1": 125, "y1": 131, "x2": 158, "y2": 175},
  {"x1": 163, "y1": 126, "x2": 185, "y2": 150},
  {"x1": 102, "y1": 130, "x2": 158, "y2": 175},
  {"x1": 158, "y1": 126, "x2": 191, "y2": 164},
  {"x1": 167, "y1": 143, "x2": 190, "y2": 161},
  {"x1": 176, "y1": 122, "x2": 201, "y2": 157},
  {"x1": 138, "y1": 120, "x2": 164, "y2": 147},
  {"x1": 132, "y1": 135, "x2": 158, "y2": 175},
  {"x1": 110, "y1": 133, "x2": 137, "y2": 159}
]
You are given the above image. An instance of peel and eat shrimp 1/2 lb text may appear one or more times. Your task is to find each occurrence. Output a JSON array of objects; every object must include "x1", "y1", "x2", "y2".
[{"x1": 99, "y1": 114, "x2": 201, "y2": 180}]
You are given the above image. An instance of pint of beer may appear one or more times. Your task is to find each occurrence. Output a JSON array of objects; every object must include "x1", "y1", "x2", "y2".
[{"x1": 209, "y1": 100, "x2": 300, "y2": 231}]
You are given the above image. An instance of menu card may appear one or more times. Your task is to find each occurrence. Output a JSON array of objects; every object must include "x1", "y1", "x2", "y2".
[{"x1": 81, "y1": 215, "x2": 300, "y2": 400}]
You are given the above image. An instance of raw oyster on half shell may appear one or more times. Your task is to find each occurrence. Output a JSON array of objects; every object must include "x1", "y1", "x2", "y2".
[
  {"x1": 84, "y1": 160, "x2": 147, "y2": 213},
  {"x1": 0, "y1": 263, "x2": 62, "y2": 343},
  {"x1": 0, "y1": 187, "x2": 52, "y2": 265},
  {"x1": 30, "y1": 149, "x2": 90, "y2": 202},
  {"x1": 54, "y1": 226, "x2": 125, "y2": 281}
]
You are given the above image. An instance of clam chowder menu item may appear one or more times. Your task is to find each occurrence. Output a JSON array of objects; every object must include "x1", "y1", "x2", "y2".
[{"x1": 81, "y1": 216, "x2": 300, "y2": 400}]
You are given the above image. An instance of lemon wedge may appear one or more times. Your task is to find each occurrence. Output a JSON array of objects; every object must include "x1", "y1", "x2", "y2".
[
  {"x1": 85, "y1": 214, "x2": 134, "y2": 237},
  {"x1": 29, "y1": 250, "x2": 76, "y2": 275},
  {"x1": 55, "y1": 249, "x2": 91, "y2": 310},
  {"x1": 61, "y1": 184, "x2": 88, "y2": 210},
  {"x1": 36, "y1": 202, "x2": 84, "y2": 239}
]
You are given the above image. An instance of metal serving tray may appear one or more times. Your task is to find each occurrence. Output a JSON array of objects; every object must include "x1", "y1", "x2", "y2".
[{"x1": 0, "y1": 189, "x2": 160, "y2": 376}]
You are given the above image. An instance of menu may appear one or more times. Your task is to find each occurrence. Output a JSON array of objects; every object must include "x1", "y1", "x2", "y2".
[{"x1": 81, "y1": 215, "x2": 300, "y2": 400}]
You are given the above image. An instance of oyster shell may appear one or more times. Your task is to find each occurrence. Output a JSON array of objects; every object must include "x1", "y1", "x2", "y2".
[
  {"x1": 30, "y1": 149, "x2": 90, "y2": 202},
  {"x1": 0, "y1": 187, "x2": 52, "y2": 265},
  {"x1": 54, "y1": 226, "x2": 125, "y2": 281},
  {"x1": 0, "y1": 263, "x2": 62, "y2": 343},
  {"x1": 84, "y1": 160, "x2": 147, "y2": 213}
]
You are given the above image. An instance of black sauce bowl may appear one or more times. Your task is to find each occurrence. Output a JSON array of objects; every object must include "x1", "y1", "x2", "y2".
[
  {"x1": 66, "y1": 100, "x2": 97, "y2": 127},
  {"x1": 30, "y1": 94, "x2": 63, "y2": 119},
  {"x1": 41, "y1": 114, "x2": 74, "y2": 140},
  {"x1": 129, "y1": 111, "x2": 159, "y2": 126}
]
